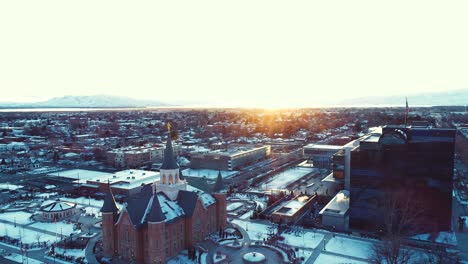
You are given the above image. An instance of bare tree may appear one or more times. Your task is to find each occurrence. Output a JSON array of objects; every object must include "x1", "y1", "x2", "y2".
[
  {"x1": 35, "y1": 233, "x2": 41, "y2": 247},
  {"x1": 423, "y1": 244, "x2": 460, "y2": 264},
  {"x1": 369, "y1": 188, "x2": 426, "y2": 264},
  {"x1": 255, "y1": 232, "x2": 263, "y2": 241},
  {"x1": 369, "y1": 236, "x2": 416, "y2": 264}
]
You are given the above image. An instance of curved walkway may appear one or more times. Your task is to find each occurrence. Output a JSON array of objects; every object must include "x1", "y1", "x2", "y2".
[
  {"x1": 231, "y1": 222, "x2": 251, "y2": 243},
  {"x1": 85, "y1": 233, "x2": 101, "y2": 264}
]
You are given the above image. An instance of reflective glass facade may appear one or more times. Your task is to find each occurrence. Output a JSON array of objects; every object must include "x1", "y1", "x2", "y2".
[{"x1": 349, "y1": 126, "x2": 455, "y2": 234}]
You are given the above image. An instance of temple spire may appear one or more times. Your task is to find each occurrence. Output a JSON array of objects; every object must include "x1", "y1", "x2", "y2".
[{"x1": 160, "y1": 122, "x2": 179, "y2": 170}]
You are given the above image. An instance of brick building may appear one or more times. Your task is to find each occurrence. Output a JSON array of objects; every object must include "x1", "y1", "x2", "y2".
[
  {"x1": 101, "y1": 130, "x2": 227, "y2": 263},
  {"x1": 106, "y1": 144, "x2": 181, "y2": 168}
]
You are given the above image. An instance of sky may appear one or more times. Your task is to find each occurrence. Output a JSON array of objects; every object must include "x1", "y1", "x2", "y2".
[{"x1": 1, "y1": 1, "x2": 468, "y2": 107}]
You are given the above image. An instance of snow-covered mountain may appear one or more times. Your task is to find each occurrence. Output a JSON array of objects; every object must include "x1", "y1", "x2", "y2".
[
  {"x1": 337, "y1": 88, "x2": 468, "y2": 106},
  {"x1": 0, "y1": 95, "x2": 169, "y2": 108}
]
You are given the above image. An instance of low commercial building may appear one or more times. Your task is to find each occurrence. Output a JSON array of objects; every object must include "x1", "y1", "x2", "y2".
[
  {"x1": 190, "y1": 145, "x2": 271, "y2": 171},
  {"x1": 47, "y1": 169, "x2": 160, "y2": 196},
  {"x1": 271, "y1": 194, "x2": 317, "y2": 224},
  {"x1": 319, "y1": 190, "x2": 349, "y2": 231},
  {"x1": 303, "y1": 144, "x2": 343, "y2": 169}
]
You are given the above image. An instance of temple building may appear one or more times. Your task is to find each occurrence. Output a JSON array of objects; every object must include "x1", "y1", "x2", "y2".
[{"x1": 101, "y1": 125, "x2": 227, "y2": 263}]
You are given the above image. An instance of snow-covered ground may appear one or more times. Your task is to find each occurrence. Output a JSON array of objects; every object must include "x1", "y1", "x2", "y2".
[
  {"x1": 231, "y1": 219, "x2": 276, "y2": 240},
  {"x1": 296, "y1": 249, "x2": 313, "y2": 263},
  {"x1": 325, "y1": 236, "x2": 373, "y2": 259},
  {"x1": 29, "y1": 221, "x2": 77, "y2": 236},
  {"x1": 35, "y1": 192, "x2": 58, "y2": 199},
  {"x1": 226, "y1": 202, "x2": 244, "y2": 211},
  {"x1": 82, "y1": 206, "x2": 101, "y2": 217},
  {"x1": 0, "y1": 222, "x2": 57, "y2": 244},
  {"x1": 282, "y1": 231, "x2": 325, "y2": 249},
  {"x1": 260, "y1": 167, "x2": 317, "y2": 190},
  {"x1": 314, "y1": 253, "x2": 368, "y2": 264},
  {"x1": 411, "y1": 231, "x2": 457, "y2": 245},
  {"x1": 55, "y1": 247, "x2": 86, "y2": 259},
  {"x1": 239, "y1": 212, "x2": 252, "y2": 219},
  {"x1": 4, "y1": 253, "x2": 43, "y2": 264},
  {"x1": 0, "y1": 183, "x2": 23, "y2": 190},
  {"x1": 229, "y1": 193, "x2": 267, "y2": 209},
  {"x1": 60, "y1": 197, "x2": 104, "y2": 207},
  {"x1": 0, "y1": 211, "x2": 33, "y2": 225}
]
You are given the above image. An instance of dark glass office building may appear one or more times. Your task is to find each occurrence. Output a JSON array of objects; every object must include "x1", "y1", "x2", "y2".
[{"x1": 349, "y1": 125, "x2": 455, "y2": 235}]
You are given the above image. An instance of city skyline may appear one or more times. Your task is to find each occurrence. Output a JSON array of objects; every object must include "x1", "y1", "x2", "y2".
[{"x1": 1, "y1": 1, "x2": 468, "y2": 107}]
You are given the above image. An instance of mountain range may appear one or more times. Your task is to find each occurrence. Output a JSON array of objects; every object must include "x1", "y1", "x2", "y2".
[
  {"x1": 336, "y1": 88, "x2": 468, "y2": 106},
  {"x1": 0, "y1": 95, "x2": 168, "y2": 108},
  {"x1": 0, "y1": 88, "x2": 467, "y2": 108}
]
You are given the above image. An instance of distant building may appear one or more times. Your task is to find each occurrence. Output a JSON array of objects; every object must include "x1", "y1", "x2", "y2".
[
  {"x1": 48, "y1": 169, "x2": 160, "y2": 197},
  {"x1": 303, "y1": 144, "x2": 343, "y2": 169},
  {"x1": 86, "y1": 169, "x2": 160, "y2": 196},
  {"x1": 190, "y1": 145, "x2": 271, "y2": 171},
  {"x1": 101, "y1": 128, "x2": 227, "y2": 263},
  {"x1": 106, "y1": 144, "x2": 181, "y2": 168},
  {"x1": 349, "y1": 125, "x2": 455, "y2": 234}
]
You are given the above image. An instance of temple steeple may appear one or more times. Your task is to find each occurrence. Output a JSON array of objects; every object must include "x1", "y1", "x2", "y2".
[
  {"x1": 160, "y1": 122, "x2": 179, "y2": 170},
  {"x1": 154, "y1": 122, "x2": 187, "y2": 200}
]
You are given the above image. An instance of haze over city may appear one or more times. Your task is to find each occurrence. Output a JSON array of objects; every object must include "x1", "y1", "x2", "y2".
[{"x1": 2, "y1": 1, "x2": 468, "y2": 107}]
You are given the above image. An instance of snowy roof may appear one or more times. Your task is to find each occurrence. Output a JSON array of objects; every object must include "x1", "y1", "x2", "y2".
[
  {"x1": 273, "y1": 195, "x2": 313, "y2": 216},
  {"x1": 319, "y1": 190, "x2": 349, "y2": 216},
  {"x1": 303, "y1": 144, "x2": 343, "y2": 150},
  {"x1": 199, "y1": 193, "x2": 216, "y2": 208},
  {"x1": 158, "y1": 193, "x2": 185, "y2": 223},
  {"x1": 40, "y1": 199, "x2": 76, "y2": 212},
  {"x1": 124, "y1": 186, "x2": 217, "y2": 227},
  {"x1": 47, "y1": 169, "x2": 112, "y2": 183},
  {"x1": 108, "y1": 170, "x2": 160, "y2": 190}
]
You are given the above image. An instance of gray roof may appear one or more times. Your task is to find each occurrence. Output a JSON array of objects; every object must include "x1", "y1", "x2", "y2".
[
  {"x1": 146, "y1": 194, "x2": 165, "y2": 222},
  {"x1": 125, "y1": 185, "x2": 186, "y2": 226},
  {"x1": 100, "y1": 185, "x2": 119, "y2": 213},
  {"x1": 176, "y1": 190, "x2": 199, "y2": 217},
  {"x1": 186, "y1": 177, "x2": 212, "y2": 193},
  {"x1": 160, "y1": 134, "x2": 179, "y2": 170},
  {"x1": 125, "y1": 185, "x2": 153, "y2": 226}
]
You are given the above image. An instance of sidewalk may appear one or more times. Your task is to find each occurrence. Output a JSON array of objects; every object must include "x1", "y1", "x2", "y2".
[{"x1": 85, "y1": 233, "x2": 101, "y2": 264}]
